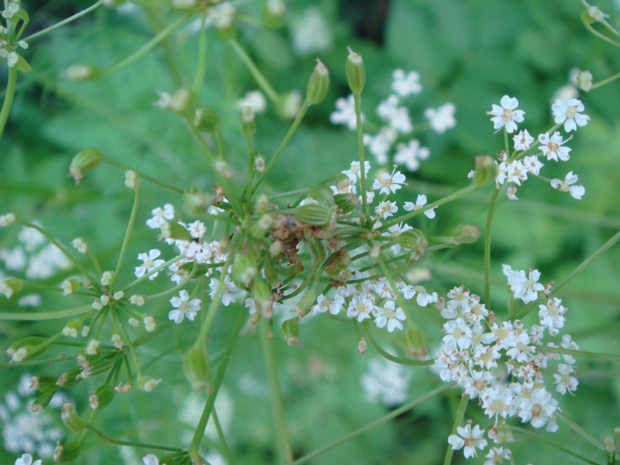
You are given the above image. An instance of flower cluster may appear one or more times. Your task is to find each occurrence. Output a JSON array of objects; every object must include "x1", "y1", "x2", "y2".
[
  {"x1": 482, "y1": 95, "x2": 588, "y2": 200},
  {"x1": 330, "y1": 69, "x2": 456, "y2": 170},
  {"x1": 1, "y1": 0, "x2": 28, "y2": 68}
]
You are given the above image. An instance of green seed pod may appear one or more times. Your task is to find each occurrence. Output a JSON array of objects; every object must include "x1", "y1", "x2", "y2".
[
  {"x1": 232, "y1": 253, "x2": 257, "y2": 288},
  {"x1": 57, "y1": 366, "x2": 84, "y2": 387},
  {"x1": 450, "y1": 224, "x2": 480, "y2": 245},
  {"x1": 581, "y1": 9, "x2": 596, "y2": 24},
  {"x1": 61, "y1": 403, "x2": 88, "y2": 432},
  {"x1": 403, "y1": 327, "x2": 428, "y2": 359},
  {"x1": 345, "y1": 46, "x2": 366, "y2": 95},
  {"x1": 307, "y1": 185, "x2": 335, "y2": 207},
  {"x1": 333, "y1": 193, "x2": 359, "y2": 214},
  {"x1": 397, "y1": 229, "x2": 427, "y2": 252},
  {"x1": 183, "y1": 346, "x2": 210, "y2": 391},
  {"x1": 89, "y1": 384, "x2": 115, "y2": 410},
  {"x1": 30, "y1": 391, "x2": 56, "y2": 412},
  {"x1": 33, "y1": 376, "x2": 61, "y2": 393},
  {"x1": 280, "y1": 318, "x2": 301, "y2": 346},
  {"x1": 68, "y1": 148, "x2": 103, "y2": 184},
  {"x1": 472, "y1": 154, "x2": 498, "y2": 187},
  {"x1": 193, "y1": 107, "x2": 220, "y2": 133},
  {"x1": 14, "y1": 54, "x2": 31, "y2": 73},
  {"x1": 54, "y1": 440, "x2": 82, "y2": 462},
  {"x1": 294, "y1": 287, "x2": 318, "y2": 319},
  {"x1": 306, "y1": 58, "x2": 330, "y2": 106},
  {"x1": 252, "y1": 277, "x2": 273, "y2": 318},
  {"x1": 295, "y1": 203, "x2": 334, "y2": 226},
  {"x1": 7, "y1": 336, "x2": 47, "y2": 363}
]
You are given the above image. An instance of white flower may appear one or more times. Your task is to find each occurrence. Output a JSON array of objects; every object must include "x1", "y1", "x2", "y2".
[
  {"x1": 146, "y1": 204, "x2": 174, "y2": 229},
  {"x1": 169, "y1": 290, "x2": 201, "y2": 324},
  {"x1": 551, "y1": 98, "x2": 589, "y2": 132},
  {"x1": 513, "y1": 129, "x2": 534, "y2": 151},
  {"x1": 489, "y1": 95, "x2": 525, "y2": 134},
  {"x1": 538, "y1": 131, "x2": 571, "y2": 162},
  {"x1": 448, "y1": 423, "x2": 488, "y2": 459},
  {"x1": 588, "y1": 6, "x2": 609, "y2": 22},
  {"x1": 550, "y1": 171, "x2": 585, "y2": 199},
  {"x1": 237, "y1": 90, "x2": 267, "y2": 114},
  {"x1": 424, "y1": 103, "x2": 456, "y2": 133},
  {"x1": 374, "y1": 200, "x2": 398, "y2": 219},
  {"x1": 503, "y1": 265, "x2": 544, "y2": 303},
  {"x1": 391, "y1": 69, "x2": 422, "y2": 97},
  {"x1": 209, "y1": 275, "x2": 244, "y2": 306},
  {"x1": 311, "y1": 294, "x2": 344, "y2": 315},
  {"x1": 517, "y1": 387, "x2": 558, "y2": 428},
  {"x1": 346, "y1": 295, "x2": 377, "y2": 322},
  {"x1": 484, "y1": 447, "x2": 512, "y2": 465},
  {"x1": 124, "y1": 170, "x2": 137, "y2": 189},
  {"x1": 71, "y1": 237, "x2": 87, "y2": 254},
  {"x1": 577, "y1": 70, "x2": 593, "y2": 92},
  {"x1": 342, "y1": 160, "x2": 371, "y2": 183},
  {"x1": 363, "y1": 127, "x2": 397, "y2": 164},
  {"x1": 403, "y1": 194, "x2": 436, "y2": 219},
  {"x1": 85, "y1": 339, "x2": 100, "y2": 356},
  {"x1": 372, "y1": 169, "x2": 406, "y2": 195},
  {"x1": 538, "y1": 297, "x2": 566, "y2": 336},
  {"x1": 330, "y1": 94, "x2": 363, "y2": 130},
  {"x1": 135, "y1": 249, "x2": 165, "y2": 280},
  {"x1": 377, "y1": 95, "x2": 413, "y2": 134},
  {"x1": 414, "y1": 285, "x2": 437, "y2": 306},
  {"x1": 393, "y1": 139, "x2": 430, "y2": 172},
  {"x1": 15, "y1": 454, "x2": 42, "y2": 465},
  {"x1": 143, "y1": 315, "x2": 156, "y2": 332},
  {"x1": 0, "y1": 212, "x2": 16, "y2": 227},
  {"x1": 142, "y1": 454, "x2": 161, "y2": 465},
  {"x1": 442, "y1": 318, "x2": 473, "y2": 350},
  {"x1": 290, "y1": 7, "x2": 333, "y2": 56},
  {"x1": 361, "y1": 357, "x2": 412, "y2": 407},
  {"x1": 523, "y1": 155, "x2": 543, "y2": 175},
  {"x1": 553, "y1": 363, "x2": 579, "y2": 395},
  {"x1": 374, "y1": 301, "x2": 406, "y2": 332},
  {"x1": 208, "y1": 2, "x2": 235, "y2": 29}
]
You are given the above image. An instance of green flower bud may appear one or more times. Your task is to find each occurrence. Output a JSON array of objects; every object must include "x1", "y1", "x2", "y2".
[
  {"x1": 398, "y1": 229, "x2": 428, "y2": 261},
  {"x1": 403, "y1": 327, "x2": 428, "y2": 359},
  {"x1": 250, "y1": 214, "x2": 273, "y2": 239},
  {"x1": 54, "y1": 439, "x2": 82, "y2": 462},
  {"x1": 30, "y1": 391, "x2": 56, "y2": 412},
  {"x1": 32, "y1": 376, "x2": 60, "y2": 393},
  {"x1": 232, "y1": 254, "x2": 257, "y2": 288},
  {"x1": 306, "y1": 58, "x2": 330, "y2": 106},
  {"x1": 68, "y1": 148, "x2": 103, "y2": 184},
  {"x1": 472, "y1": 154, "x2": 498, "y2": 187},
  {"x1": 193, "y1": 107, "x2": 220, "y2": 133},
  {"x1": 63, "y1": 64, "x2": 101, "y2": 82},
  {"x1": 294, "y1": 287, "x2": 318, "y2": 319},
  {"x1": 450, "y1": 224, "x2": 480, "y2": 245},
  {"x1": 581, "y1": 9, "x2": 596, "y2": 24},
  {"x1": 1, "y1": 278, "x2": 24, "y2": 299},
  {"x1": 255, "y1": 193, "x2": 270, "y2": 213},
  {"x1": 89, "y1": 384, "x2": 115, "y2": 410},
  {"x1": 345, "y1": 46, "x2": 365, "y2": 95},
  {"x1": 280, "y1": 318, "x2": 301, "y2": 346},
  {"x1": 7, "y1": 336, "x2": 47, "y2": 363},
  {"x1": 183, "y1": 346, "x2": 210, "y2": 391},
  {"x1": 61, "y1": 403, "x2": 88, "y2": 432},
  {"x1": 333, "y1": 193, "x2": 359, "y2": 214},
  {"x1": 295, "y1": 203, "x2": 335, "y2": 226},
  {"x1": 240, "y1": 105, "x2": 256, "y2": 137}
]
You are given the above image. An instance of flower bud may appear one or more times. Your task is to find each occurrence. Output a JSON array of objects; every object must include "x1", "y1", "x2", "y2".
[
  {"x1": 450, "y1": 224, "x2": 480, "y2": 245},
  {"x1": 240, "y1": 105, "x2": 256, "y2": 137},
  {"x1": 294, "y1": 287, "x2": 318, "y2": 319},
  {"x1": 183, "y1": 346, "x2": 210, "y2": 391},
  {"x1": 345, "y1": 46, "x2": 365, "y2": 95},
  {"x1": 6, "y1": 336, "x2": 46, "y2": 363},
  {"x1": 209, "y1": 2, "x2": 236, "y2": 39},
  {"x1": 263, "y1": 0, "x2": 286, "y2": 27},
  {"x1": 403, "y1": 327, "x2": 428, "y2": 359},
  {"x1": 63, "y1": 64, "x2": 101, "y2": 82},
  {"x1": 333, "y1": 193, "x2": 359, "y2": 214},
  {"x1": 280, "y1": 318, "x2": 301, "y2": 346},
  {"x1": 1, "y1": 278, "x2": 24, "y2": 299},
  {"x1": 183, "y1": 188, "x2": 215, "y2": 216},
  {"x1": 89, "y1": 384, "x2": 115, "y2": 410},
  {"x1": 136, "y1": 376, "x2": 162, "y2": 392},
  {"x1": 472, "y1": 154, "x2": 498, "y2": 187},
  {"x1": 62, "y1": 319, "x2": 83, "y2": 338},
  {"x1": 61, "y1": 403, "x2": 88, "y2": 432},
  {"x1": 250, "y1": 214, "x2": 273, "y2": 239},
  {"x1": 68, "y1": 148, "x2": 103, "y2": 184},
  {"x1": 54, "y1": 439, "x2": 82, "y2": 462},
  {"x1": 306, "y1": 58, "x2": 330, "y2": 106},
  {"x1": 0, "y1": 212, "x2": 16, "y2": 227},
  {"x1": 193, "y1": 107, "x2": 220, "y2": 133},
  {"x1": 255, "y1": 194, "x2": 270, "y2": 213},
  {"x1": 295, "y1": 203, "x2": 335, "y2": 226}
]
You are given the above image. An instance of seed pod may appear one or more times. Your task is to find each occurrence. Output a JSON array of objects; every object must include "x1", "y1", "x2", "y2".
[
  {"x1": 57, "y1": 366, "x2": 84, "y2": 387},
  {"x1": 54, "y1": 440, "x2": 82, "y2": 462},
  {"x1": 68, "y1": 148, "x2": 103, "y2": 184},
  {"x1": 472, "y1": 154, "x2": 498, "y2": 187},
  {"x1": 280, "y1": 318, "x2": 301, "y2": 346},
  {"x1": 232, "y1": 254, "x2": 257, "y2": 288},
  {"x1": 90, "y1": 384, "x2": 115, "y2": 410},
  {"x1": 295, "y1": 203, "x2": 334, "y2": 227},
  {"x1": 193, "y1": 107, "x2": 220, "y2": 133},
  {"x1": 306, "y1": 58, "x2": 330, "y2": 106},
  {"x1": 333, "y1": 193, "x2": 359, "y2": 214},
  {"x1": 183, "y1": 347, "x2": 210, "y2": 391},
  {"x1": 450, "y1": 224, "x2": 480, "y2": 245},
  {"x1": 61, "y1": 403, "x2": 88, "y2": 432},
  {"x1": 1, "y1": 278, "x2": 24, "y2": 298},
  {"x1": 345, "y1": 46, "x2": 365, "y2": 95},
  {"x1": 63, "y1": 64, "x2": 101, "y2": 82},
  {"x1": 252, "y1": 278, "x2": 273, "y2": 318},
  {"x1": 307, "y1": 185, "x2": 335, "y2": 207},
  {"x1": 294, "y1": 287, "x2": 318, "y2": 319},
  {"x1": 30, "y1": 391, "x2": 56, "y2": 412}
]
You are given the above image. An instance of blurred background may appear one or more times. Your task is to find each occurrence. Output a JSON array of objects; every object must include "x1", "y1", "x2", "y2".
[{"x1": 1, "y1": 0, "x2": 619, "y2": 464}]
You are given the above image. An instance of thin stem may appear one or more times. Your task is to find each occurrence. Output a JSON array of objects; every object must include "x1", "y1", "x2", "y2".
[
  {"x1": 259, "y1": 318, "x2": 293, "y2": 465},
  {"x1": 363, "y1": 323, "x2": 433, "y2": 366},
  {"x1": 584, "y1": 22, "x2": 620, "y2": 48},
  {"x1": 212, "y1": 409, "x2": 234, "y2": 465},
  {"x1": 84, "y1": 422, "x2": 182, "y2": 452},
  {"x1": 557, "y1": 412, "x2": 605, "y2": 451},
  {"x1": 22, "y1": 0, "x2": 103, "y2": 42},
  {"x1": 228, "y1": 38, "x2": 280, "y2": 105},
  {"x1": 542, "y1": 346, "x2": 620, "y2": 362},
  {"x1": 112, "y1": 181, "x2": 141, "y2": 289},
  {"x1": 249, "y1": 103, "x2": 310, "y2": 198},
  {"x1": 102, "y1": 14, "x2": 190, "y2": 77},
  {"x1": 353, "y1": 93, "x2": 369, "y2": 217},
  {"x1": 0, "y1": 66, "x2": 18, "y2": 138},
  {"x1": 102, "y1": 157, "x2": 184, "y2": 194},
  {"x1": 0, "y1": 304, "x2": 92, "y2": 321},
  {"x1": 291, "y1": 383, "x2": 454, "y2": 465},
  {"x1": 484, "y1": 188, "x2": 501, "y2": 304},
  {"x1": 443, "y1": 394, "x2": 469, "y2": 465},
  {"x1": 590, "y1": 69, "x2": 620, "y2": 90},
  {"x1": 512, "y1": 426, "x2": 600, "y2": 465},
  {"x1": 191, "y1": 13, "x2": 209, "y2": 96}
]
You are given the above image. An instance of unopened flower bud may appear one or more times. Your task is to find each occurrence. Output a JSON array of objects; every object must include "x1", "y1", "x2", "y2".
[
  {"x1": 472, "y1": 154, "x2": 498, "y2": 187},
  {"x1": 71, "y1": 237, "x2": 88, "y2": 253},
  {"x1": 62, "y1": 319, "x2": 82, "y2": 338},
  {"x1": 61, "y1": 278, "x2": 81, "y2": 296},
  {"x1": 280, "y1": 318, "x2": 301, "y2": 346},
  {"x1": 0, "y1": 212, "x2": 16, "y2": 227},
  {"x1": 255, "y1": 194, "x2": 269, "y2": 213},
  {"x1": 68, "y1": 148, "x2": 103, "y2": 184},
  {"x1": 193, "y1": 107, "x2": 220, "y2": 133},
  {"x1": 54, "y1": 439, "x2": 82, "y2": 462},
  {"x1": 1, "y1": 278, "x2": 24, "y2": 299},
  {"x1": 346, "y1": 46, "x2": 365, "y2": 95},
  {"x1": 7, "y1": 336, "x2": 46, "y2": 363},
  {"x1": 232, "y1": 254, "x2": 257, "y2": 287},
  {"x1": 577, "y1": 70, "x2": 592, "y2": 92},
  {"x1": 209, "y1": 2, "x2": 236, "y2": 38},
  {"x1": 450, "y1": 224, "x2": 480, "y2": 245},
  {"x1": 100, "y1": 271, "x2": 114, "y2": 286},
  {"x1": 252, "y1": 278, "x2": 273, "y2": 318},
  {"x1": 358, "y1": 337, "x2": 367, "y2": 354},
  {"x1": 89, "y1": 384, "x2": 115, "y2": 410},
  {"x1": 183, "y1": 346, "x2": 210, "y2": 391},
  {"x1": 306, "y1": 58, "x2": 330, "y2": 106},
  {"x1": 63, "y1": 64, "x2": 100, "y2": 82},
  {"x1": 215, "y1": 160, "x2": 233, "y2": 179},
  {"x1": 61, "y1": 403, "x2": 88, "y2": 432},
  {"x1": 255, "y1": 154, "x2": 266, "y2": 173}
]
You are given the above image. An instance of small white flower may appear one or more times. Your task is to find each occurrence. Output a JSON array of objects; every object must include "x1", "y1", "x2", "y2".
[
  {"x1": 168, "y1": 290, "x2": 201, "y2": 324},
  {"x1": 130, "y1": 294, "x2": 145, "y2": 306},
  {"x1": 143, "y1": 315, "x2": 156, "y2": 332},
  {"x1": 146, "y1": 204, "x2": 174, "y2": 229},
  {"x1": 553, "y1": 363, "x2": 579, "y2": 395},
  {"x1": 15, "y1": 453, "x2": 42, "y2": 465},
  {"x1": 374, "y1": 301, "x2": 406, "y2": 332},
  {"x1": 503, "y1": 265, "x2": 545, "y2": 304},
  {"x1": 85, "y1": 339, "x2": 101, "y2": 356},
  {"x1": 448, "y1": 423, "x2": 488, "y2": 459},
  {"x1": 484, "y1": 447, "x2": 512, "y2": 465},
  {"x1": 414, "y1": 286, "x2": 437, "y2": 306},
  {"x1": 391, "y1": 69, "x2": 422, "y2": 97},
  {"x1": 372, "y1": 168, "x2": 406, "y2": 195},
  {"x1": 577, "y1": 70, "x2": 593, "y2": 92},
  {"x1": 550, "y1": 171, "x2": 585, "y2": 199},
  {"x1": 330, "y1": 94, "x2": 363, "y2": 130},
  {"x1": 538, "y1": 131, "x2": 571, "y2": 162},
  {"x1": 403, "y1": 194, "x2": 436, "y2": 219},
  {"x1": 551, "y1": 98, "x2": 590, "y2": 132},
  {"x1": 135, "y1": 249, "x2": 165, "y2": 280},
  {"x1": 424, "y1": 103, "x2": 456, "y2": 133},
  {"x1": 374, "y1": 200, "x2": 398, "y2": 219},
  {"x1": 125, "y1": 170, "x2": 137, "y2": 189},
  {"x1": 393, "y1": 139, "x2": 430, "y2": 172},
  {"x1": 142, "y1": 454, "x2": 161, "y2": 465},
  {"x1": 311, "y1": 294, "x2": 344, "y2": 315},
  {"x1": 237, "y1": 90, "x2": 267, "y2": 114},
  {"x1": 71, "y1": 237, "x2": 88, "y2": 253},
  {"x1": 489, "y1": 95, "x2": 525, "y2": 134},
  {"x1": 588, "y1": 6, "x2": 609, "y2": 22},
  {"x1": 513, "y1": 129, "x2": 534, "y2": 151},
  {"x1": 0, "y1": 212, "x2": 16, "y2": 227}
]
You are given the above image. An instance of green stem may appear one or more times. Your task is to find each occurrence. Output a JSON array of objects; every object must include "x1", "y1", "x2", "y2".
[
  {"x1": 512, "y1": 426, "x2": 600, "y2": 465},
  {"x1": 260, "y1": 318, "x2": 293, "y2": 464},
  {"x1": 249, "y1": 103, "x2": 310, "y2": 198},
  {"x1": 102, "y1": 14, "x2": 190, "y2": 77},
  {"x1": 363, "y1": 323, "x2": 432, "y2": 366},
  {"x1": 353, "y1": 93, "x2": 369, "y2": 217},
  {"x1": 443, "y1": 394, "x2": 469, "y2": 465},
  {"x1": 590, "y1": 69, "x2": 620, "y2": 90},
  {"x1": 84, "y1": 422, "x2": 182, "y2": 452},
  {"x1": 22, "y1": 0, "x2": 103, "y2": 42},
  {"x1": 191, "y1": 13, "x2": 209, "y2": 96},
  {"x1": 0, "y1": 304, "x2": 92, "y2": 321},
  {"x1": 228, "y1": 38, "x2": 280, "y2": 105},
  {"x1": 102, "y1": 156, "x2": 184, "y2": 194},
  {"x1": 112, "y1": 180, "x2": 141, "y2": 289},
  {"x1": 557, "y1": 412, "x2": 605, "y2": 451},
  {"x1": 212, "y1": 409, "x2": 234, "y2": 465},
  {"x1": 0, "y1": 67, "x2": 18, "y2": 138},
  {"x1": 188, "y1": 307, "x2": 246, "y2": 457},
  {"x1": 541, "y1": 346, "x2": 620, "y2": 362},
  {"x1": 484, "y1": 188, "x2": 501, "y2": 305},
  {"x1": 291, "y1": 383, "x2": 454, "y2": 465},
  {"x1": 584, "y1": 22, "x2": 620, "y2": 48},
  {"x1": 120, "y1": 253, "x2": 186, "y2": 292}
]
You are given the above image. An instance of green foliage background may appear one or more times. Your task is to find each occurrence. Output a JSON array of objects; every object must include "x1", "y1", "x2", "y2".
[{"x1": 1, "y1": 0, "x2": 619, "y2": 464}]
